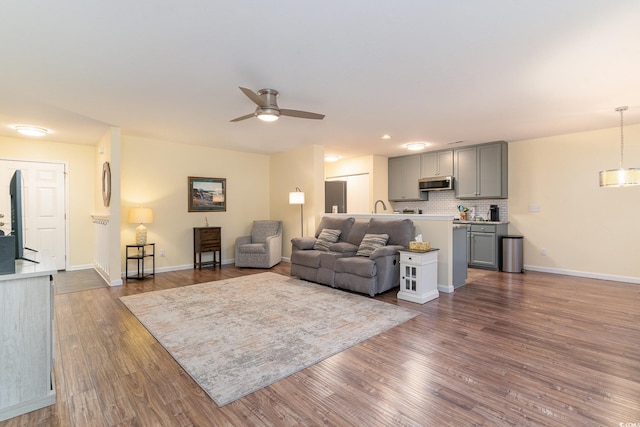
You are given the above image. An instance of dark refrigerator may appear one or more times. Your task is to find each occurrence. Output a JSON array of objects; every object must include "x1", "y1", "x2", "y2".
[{"x1": 325, "y1": 181, "x2": 347, "y2": 213}]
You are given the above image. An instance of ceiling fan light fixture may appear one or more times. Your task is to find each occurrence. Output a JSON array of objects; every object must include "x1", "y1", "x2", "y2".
[
  {"x1": 256, "y1": 108, "x2": 280, "y2": 122},
  {"x1": 15, "y1": 125, "x2": 48, "y2": 137},
  {"x1": 599, "y1": 106, "x2": 640, "y2": 187}
]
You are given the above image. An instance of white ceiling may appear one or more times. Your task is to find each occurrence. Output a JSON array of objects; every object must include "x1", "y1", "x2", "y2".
[{"x1": 1, "y1": 1, "x2": 639, "y2": 160}]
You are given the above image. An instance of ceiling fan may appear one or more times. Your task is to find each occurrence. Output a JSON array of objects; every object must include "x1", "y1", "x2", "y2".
[{"x1": 230, "y1": 87, "x2": 325, "y2": 122}]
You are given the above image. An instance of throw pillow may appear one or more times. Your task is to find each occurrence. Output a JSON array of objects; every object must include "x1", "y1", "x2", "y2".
[
  {"x1": 356, "y1": 233, "x2": 389, "y2": 257},
  {"x1": 313, "y1": 229, "x2": 341, "y2": 251}
]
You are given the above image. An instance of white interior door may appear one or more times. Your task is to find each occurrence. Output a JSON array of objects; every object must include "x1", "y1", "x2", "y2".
[{"x1": 0, "y1": 160, "x2": 66, "y2": 270}]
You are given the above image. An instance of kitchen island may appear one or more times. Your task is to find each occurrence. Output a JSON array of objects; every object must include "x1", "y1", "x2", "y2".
[{"x1": 322, "y1": 213, "x2": 466, "y2": 293}]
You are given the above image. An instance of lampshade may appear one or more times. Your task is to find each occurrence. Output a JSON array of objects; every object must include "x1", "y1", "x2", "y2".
[
  {"x1": 289, "y1": 191, "x2": 305, "y2": 204},
  {"x1": 599, "y1": 168, "x2": 640, "y2": 187},
  {"x1": 600, "y1": 106, "x2": 640, "y2": 187},
  {"x1": 289, "y1": 187, "x2": 305, "y2": 237},
  {"x1": 128, "y1": 207, "x2": 154, "y2": 224}
]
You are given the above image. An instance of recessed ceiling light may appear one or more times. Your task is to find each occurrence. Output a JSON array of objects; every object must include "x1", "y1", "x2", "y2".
[
  {"x1": 381, "y1": 134, "x2": 392, "y2": 140},
  {"x1": 15, "y1": 125, "x2": 48, "y2": 137},
  {"x1": 404, "y1": 142, "x2": 428, "y2": 151},
  {"x1": 325, "y1": 155, "x2": 341, "y2": 162}
]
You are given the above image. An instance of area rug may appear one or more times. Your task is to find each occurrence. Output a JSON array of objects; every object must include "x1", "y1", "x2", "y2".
[{"x1": 120, "y1": 272, "x2": 419, "y2": 406}]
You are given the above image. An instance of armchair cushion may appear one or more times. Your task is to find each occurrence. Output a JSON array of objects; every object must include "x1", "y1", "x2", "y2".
[
  {"x1": 356, "y1": 233, "x2": 389, "y2": 257},
  {"x1": 237, "y1": 243, "x2": 268, "y2": 254},
  {"x1": 313, "y1": 229, "x2": 341, "y2": 251},
  {"x1": 251, "y1": 221, "x2": 282, "y2": 243}
]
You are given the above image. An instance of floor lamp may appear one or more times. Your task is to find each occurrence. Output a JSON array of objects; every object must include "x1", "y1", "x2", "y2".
[{"x1": 289, "y1": 187, "x2": 305, "y2": 236}]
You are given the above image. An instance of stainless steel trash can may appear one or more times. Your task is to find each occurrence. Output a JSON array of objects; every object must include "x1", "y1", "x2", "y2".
[{"x1": 502, "y1": 235, "x2": 523, "y2": 273}]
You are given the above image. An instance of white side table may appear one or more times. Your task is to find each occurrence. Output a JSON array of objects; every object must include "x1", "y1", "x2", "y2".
[{"x1": 397, "y1": 249, "x2": 439, "y2": 304}]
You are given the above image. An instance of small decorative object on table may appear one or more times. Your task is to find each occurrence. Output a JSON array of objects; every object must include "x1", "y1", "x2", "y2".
[{"x1": 409, "y1": 241, "x2": 430, "y2": 252}]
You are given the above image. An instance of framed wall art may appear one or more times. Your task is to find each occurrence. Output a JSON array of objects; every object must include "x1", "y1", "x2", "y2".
[{"x1": 188, "y1": 176, "x2": 226, "y2": 212}]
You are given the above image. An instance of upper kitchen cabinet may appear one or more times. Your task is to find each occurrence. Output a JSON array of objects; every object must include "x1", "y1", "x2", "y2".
[
  {"x1": 454, "y1": 141, "x2": 508, "y2": 199},
  {"x1": 420, "y1": 150, "x2": 453, "y2": 177},
  {"x1": 389, "y1": 155, "x2": 426, "y2": 201}
]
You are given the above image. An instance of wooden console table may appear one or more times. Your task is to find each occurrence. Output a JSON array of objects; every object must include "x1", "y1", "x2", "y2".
[{"x1": 193, "y1": 227, "x2": 221, "y2": 269}]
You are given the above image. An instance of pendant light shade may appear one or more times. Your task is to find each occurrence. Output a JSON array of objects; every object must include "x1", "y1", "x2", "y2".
[
  {"x1": 599, "y1": 168, "x2": 640, "y2": 187},
  {"x1": 599, "y1": 106, "x2": 640, "y2": 187}
]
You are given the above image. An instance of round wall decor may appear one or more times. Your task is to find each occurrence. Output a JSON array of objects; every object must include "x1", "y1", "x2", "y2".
[{"x1": 102, "y1": 161, "x2": 112, "y2": 207}]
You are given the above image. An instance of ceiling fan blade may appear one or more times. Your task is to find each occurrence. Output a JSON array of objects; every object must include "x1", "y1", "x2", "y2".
[
  {"x1": 238, "y1": 87, "x2": 267, "y2": 107},
  {"x1": 230, "y1": 113, "x2": 255, "y2": 122},
  {"x1": 279, "y1": 109, "x2": 325, "y2": 120}
]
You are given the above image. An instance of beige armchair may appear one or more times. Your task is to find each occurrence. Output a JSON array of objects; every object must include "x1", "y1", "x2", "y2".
[{"x1": 235, "y1": 220, "x2": 282, "y2": 268}]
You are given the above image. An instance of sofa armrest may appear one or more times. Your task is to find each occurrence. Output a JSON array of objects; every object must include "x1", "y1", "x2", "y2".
[
  {"x1": 328, "y1": 241, "x2": 359, "y2": 254},
  {"x1": 292, "y1": 237, "x2": 317, "y2": 250},
  {"x1": 369, "y1": 244, "x2": 404, "y2": 259}
]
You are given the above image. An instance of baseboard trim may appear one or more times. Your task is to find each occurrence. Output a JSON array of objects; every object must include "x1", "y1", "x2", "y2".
[
  {"x1": 523, "y1": 264, "x2": 640, "y2": 285},
  {"x1": 66, "y1": 264, "x2": 94, "y2": 271}
]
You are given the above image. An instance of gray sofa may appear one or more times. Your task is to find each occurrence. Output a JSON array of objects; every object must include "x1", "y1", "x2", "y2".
[{"x1": 290, "y1": 216, "x2": 415, "y2": 296}]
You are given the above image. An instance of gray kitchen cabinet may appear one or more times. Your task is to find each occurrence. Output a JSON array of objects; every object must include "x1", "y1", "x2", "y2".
[
  {"x1": 420, "y1": 150, "x2": 453, "y2": 177},
  {"x1": 468, "y1": 223, "x2": 507, "y2": 270},
  {"x1": 454, "y1": 141, "x2": 507, "y2": 199},
  {"x1": 388, "y1": 155, "x2": 425, "y2": 201}
]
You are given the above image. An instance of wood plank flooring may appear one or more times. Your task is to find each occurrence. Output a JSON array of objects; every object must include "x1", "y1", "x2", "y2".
[{"x1": 2, "y1": 264, "x2": 639, "y2": 426}]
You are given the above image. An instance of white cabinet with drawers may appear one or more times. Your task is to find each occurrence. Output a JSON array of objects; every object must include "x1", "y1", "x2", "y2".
[{"x1": 397, "y1": 249, "x2": 439, "y2": 304}]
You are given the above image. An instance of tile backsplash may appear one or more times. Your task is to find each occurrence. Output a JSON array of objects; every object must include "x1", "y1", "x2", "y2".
[{"x1": 390, "y1": 190, "x2": 508, "y2": 222}]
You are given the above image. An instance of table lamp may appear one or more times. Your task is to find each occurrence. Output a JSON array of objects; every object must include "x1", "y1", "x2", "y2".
[{"x1": 128, "y1": 207, "x2": 154, "y2": 245}]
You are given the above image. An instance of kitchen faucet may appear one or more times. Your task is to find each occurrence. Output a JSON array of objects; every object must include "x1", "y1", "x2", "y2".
[{"x1": 374, "y1": 200, "x2": 387, "y2": 213}]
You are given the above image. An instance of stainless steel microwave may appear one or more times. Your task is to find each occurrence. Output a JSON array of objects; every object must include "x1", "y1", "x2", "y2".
[{"x1": 419, "y1": 176, "x2": 454, "y2": 191}]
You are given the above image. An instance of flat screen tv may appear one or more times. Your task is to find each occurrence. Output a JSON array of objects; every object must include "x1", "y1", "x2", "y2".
[{"x1": 10, "y1": 170, "x2": 37, "y2": 263}]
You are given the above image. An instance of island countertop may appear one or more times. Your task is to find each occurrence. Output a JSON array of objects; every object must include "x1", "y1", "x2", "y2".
[{"x1": 322, "y1": 213, "x2": 455, "y2": 221}]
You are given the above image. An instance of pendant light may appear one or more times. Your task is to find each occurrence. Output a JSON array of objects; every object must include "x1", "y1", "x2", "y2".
[{"x1": 599, "y1": 106, "x2": 640, "y2": 187}]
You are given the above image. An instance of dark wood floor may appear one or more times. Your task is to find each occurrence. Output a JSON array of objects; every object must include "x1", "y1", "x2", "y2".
[{"x1": 2, "y1": 264, "x2": 639, "y2": 426}]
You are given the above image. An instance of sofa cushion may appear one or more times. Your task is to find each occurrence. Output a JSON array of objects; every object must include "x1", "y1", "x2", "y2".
[
  {"x1": 313, "y1": 229, "x2": 341, "y2": 251},
  {"x1": 328, "y1": 241, "x2": 359, "y2": 254},
  {"x1": 356, "y1": 233, "x2": 389, "y2": 257},
  {"x1": 335, "y1": 257, "x2": 377, "y2": 278},
  {"x1": 366, "y1": 218, "x2": 414, "y2": 247},
  {"x1": 315, "y1": 217, "x2": 355, "y2": 241},
  {"x1": 290, "y1": 250, "x2": 323, "y2": 268},
  {"x1": 346, "y1": 221, "x2": 369, "y2": 246}
]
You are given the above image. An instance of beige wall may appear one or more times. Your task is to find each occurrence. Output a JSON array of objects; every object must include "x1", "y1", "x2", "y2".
[
  {"x1": 0, "y1": 135, "x2": 95, "y2": 268},
  {"x1": 324, "y1": 155, "x2": 389, "y2": 213},
  {"x1": 270, "y1": 145, "x2": 325, "y2": 258},
  {"x1": 120, "y1": 136, "x2": 271, "y2": 270},
  {"x1": 509, "y1": 124, "x2": 640, "y2": 282}
]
